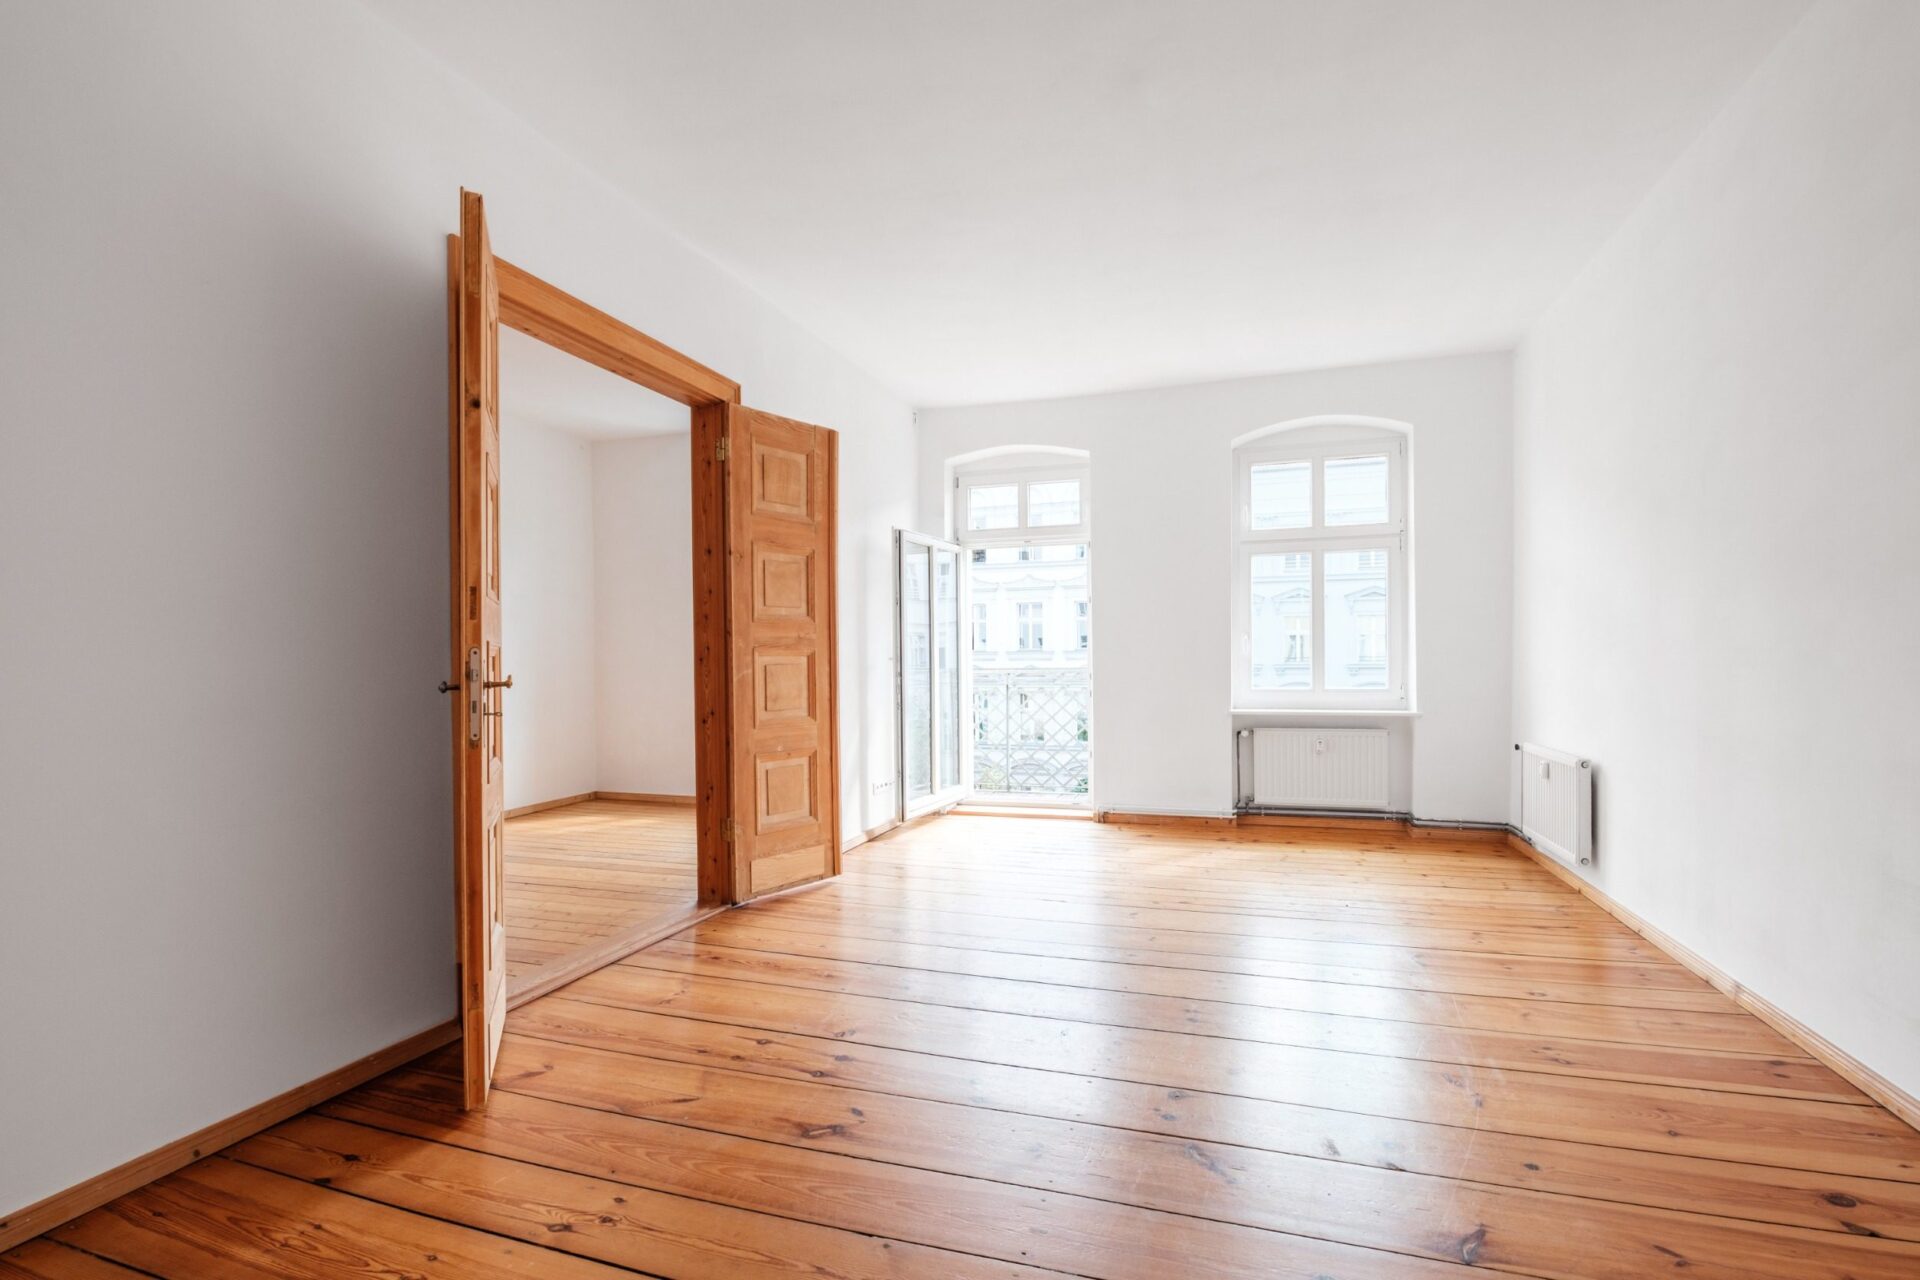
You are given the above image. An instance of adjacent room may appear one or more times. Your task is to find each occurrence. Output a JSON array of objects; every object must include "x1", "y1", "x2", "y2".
[
  {"x1": 3, "y1": 2, "x2": 1916, "y2": 1277},
  {"x1": 496, "y1": 325, "x2": 699, "y2": 995}
]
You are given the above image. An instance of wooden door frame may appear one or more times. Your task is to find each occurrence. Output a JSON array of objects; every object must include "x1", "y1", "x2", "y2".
[{"x1": 447, "y1": 236, "x2": 740, "y2": 915}]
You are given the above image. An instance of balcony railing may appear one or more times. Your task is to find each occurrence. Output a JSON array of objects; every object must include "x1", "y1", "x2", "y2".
[{"x1": 972, "y1": 667, "x2": 1091, "y2": 800}]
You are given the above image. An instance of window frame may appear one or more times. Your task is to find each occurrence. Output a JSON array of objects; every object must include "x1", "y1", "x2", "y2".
[
  {"x1": 894, "y1": 529, "x2": 969, "y2": 820},
  {"x1": 957, "y1": 463, "x2": 1091, "y2": 545},
  {"x1": 953, "y1": 456, "x2": 1096, "y2": 810},
  {"x1": 1232, "y1": 429, "x2": 1409, "y2": 710},
  {"x1": 1016, "y1": 600, "x2": 1045, "y2": 650}
]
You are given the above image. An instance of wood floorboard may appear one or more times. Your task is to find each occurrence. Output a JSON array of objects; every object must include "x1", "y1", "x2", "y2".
[
  {"x1": 757, "y1": 893, "x2": 1718, "y2": 990},
  {"x1": 502, "y1": 799, "x2": 697, "y2": 990},
  {"x1": 603, "y1": 945, "x2": 1852, "y2": 1100},
  {"x1": 11, "y1": 814, "x2": 1920, "y2": 1278},
  {"x1": 0, "y1": 1239, "x2": 157, "y2": 1279},
  {"x1": 550, "y1": 962, "x2": 1920, "y2": 1172},
  {"x1": 503, "y1": 995, "x2": 1920, "y2": 1241},
  {"x1": 230, "y1": 1115, "x2": 1061, "y2": 1279},
  {"x1": 437, "y1": 1039, "x2": 1919, "y2": 1280},
  {"x1": 696, "y1": 901, "x2": 1735, "y2": 1010},
  {"x1": 672, "y1": 917, "x2": 1795, "y2": 1054}
]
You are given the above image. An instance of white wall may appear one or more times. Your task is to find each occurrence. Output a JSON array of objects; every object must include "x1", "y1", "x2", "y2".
[
  {"x1": 500, "y1": 423, "x2": 695, "y2": 807},
  {"x1": 501, "y1": 418, "x2": 599, "y2": 809},
  {"x1": 594, "y1": 434, "x2": 696, "y2": 796},
  {"x1": 918, "y1": 352, "x2": 1514, "y2": 822},
  {"x1": 1513, "y1": 0, "x2": 1920, "y2": 1097},
  {"x1": 0, "y1": 0, "x2": 913, "y2": 1216}
]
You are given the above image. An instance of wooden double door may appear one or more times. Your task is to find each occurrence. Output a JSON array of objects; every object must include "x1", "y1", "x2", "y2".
[{"x1": 449, "y1": 190, "x2": 841, "y2": 1107}]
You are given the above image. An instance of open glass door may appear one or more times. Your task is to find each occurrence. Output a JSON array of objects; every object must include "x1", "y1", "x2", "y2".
[{"x1": 897, "y1": 531, "x2": 966, "y2": 819}]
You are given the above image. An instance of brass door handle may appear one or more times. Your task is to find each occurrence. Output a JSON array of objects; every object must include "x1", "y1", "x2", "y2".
[{"x1": 484, "y1": 676, "x2": 515, "y2": 689}]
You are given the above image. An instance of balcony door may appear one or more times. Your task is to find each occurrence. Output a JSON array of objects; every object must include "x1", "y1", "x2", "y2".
[
  {"x1": 896, "y1": 531, "x2": 966, "y2": 819},
  {"x1": 954, "y1": 465, "x2": 1093, "y2": 807}
]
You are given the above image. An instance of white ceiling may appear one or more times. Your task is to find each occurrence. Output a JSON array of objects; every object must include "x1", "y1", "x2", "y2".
[
  {"x1": 500, "y1": 324, "x2": 689, "y2": 439},
  {"x1": 380, "y1": 0, "x2": 1809, "y2": 406}
]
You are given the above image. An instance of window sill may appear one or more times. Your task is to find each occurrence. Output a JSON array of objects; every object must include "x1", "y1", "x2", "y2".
[{"x1": 1230, "y1": 707, "x2": 1421, "y2": 718}]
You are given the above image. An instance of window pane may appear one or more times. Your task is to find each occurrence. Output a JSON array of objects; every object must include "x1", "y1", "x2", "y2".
[
  {"x1": 1325, "y1": 455, "x2": 1389, "y2": 526},
  {"x1": 1249, "y1": 461, "x2": 1311, "y2": 530},
  {"x1": 1016, "y1": 601, "x2": 1044, "y2": 650},
  {"x1": 935, "y1": 549, "x2": 961, "y2": 791},
  {"x1": 973, "y1": 543, "x2": 1080, "y2": 565},
  {"x1": 1027, "y1": 479, "x2": 1080, "y2": 527},
  {"x1": 1250, "y1": 552, "x2": 1312, "y2": 690},
  {"x1": 1325, "y1": 548, "x2": 1389, "y2": 690},
  {"x1": 901, "y1": 546, "x2": 932, "y2": 799},
  {"x1": 966, "y1": 483, "x2": 1018, "y2": 530}
]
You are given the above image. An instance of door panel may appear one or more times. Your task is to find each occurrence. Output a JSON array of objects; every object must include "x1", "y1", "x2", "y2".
[
  {"x1": 454, "y1": 189, "x2": 507, "y2": 1108},
  {"x1": 726, "y1": 406, "x2": 839, "y2": 900}
]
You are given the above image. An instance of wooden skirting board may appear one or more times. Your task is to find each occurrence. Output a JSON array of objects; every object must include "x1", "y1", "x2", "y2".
[
  {"x1": 591, "y1": 790, "x2": 696, "y2": 806},
  {"x1": 0, "y1": 1018, "x2": 458, "y2": 1253},
  {"x1": 506, "y1": 791, "x2": 695, "y2": 818},
  {"x1": 1505, "y1": 832, "x2": 1920, "y2": 1133},
  {"x1": 503, "y1": 792, "x2": 595, "y2": 819}
]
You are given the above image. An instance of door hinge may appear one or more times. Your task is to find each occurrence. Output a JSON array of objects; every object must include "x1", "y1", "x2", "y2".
[
  {"x1": 715, "y1": 437, "x2": 729, "y2": 463},
  {"x1": 721, "y1": 817, "x2": 736, "y2": 842}
]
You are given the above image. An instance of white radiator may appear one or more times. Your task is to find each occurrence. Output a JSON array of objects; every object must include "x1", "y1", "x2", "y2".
[
  {"x1": 1520, "y1": 742, "x2": 1593, "y2": 866},
  {"x1": 1248, "y1": 728, "x2": 1389, "y2": 810}
]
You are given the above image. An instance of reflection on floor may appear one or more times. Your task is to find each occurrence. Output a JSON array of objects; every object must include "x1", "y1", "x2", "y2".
[{"x1": 504, "y1": 797, "x2": 696, "y2": 993}]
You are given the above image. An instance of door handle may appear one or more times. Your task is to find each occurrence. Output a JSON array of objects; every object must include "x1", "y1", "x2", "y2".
[{"x1": 479, "y1": 672, "x2": 513, "y2": 728}]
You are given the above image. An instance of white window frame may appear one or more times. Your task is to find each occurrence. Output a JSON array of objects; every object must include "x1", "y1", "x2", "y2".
[
  {"x1": 1232, "y1": 428, "x2": 1409, "y2": 710},
  {"x1": 894, "y1": 529, "x2": 968, "y2": 819},
  {"x1": 956, "y1": 463, "x2": 1091, "y2": 545},
  {"x1": 953, "y1": 458, "x2": 1095, "y2": 809}
]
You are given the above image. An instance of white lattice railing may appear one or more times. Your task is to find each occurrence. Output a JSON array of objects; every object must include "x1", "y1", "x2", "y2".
[{"x1": 972, "y1": 668, "x2": 1091, "y2": 798}]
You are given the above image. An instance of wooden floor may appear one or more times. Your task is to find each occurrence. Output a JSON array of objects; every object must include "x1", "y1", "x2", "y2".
[
  {"x1": 12, "y1": 816, "x2": 1920, "y2": 1279},
  {"x1": 503, "y1": 798, "x2": 697, "y2": 993}
]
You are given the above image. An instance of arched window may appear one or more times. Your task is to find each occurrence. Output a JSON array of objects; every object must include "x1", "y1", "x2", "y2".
[{"x1": 1232, "y1": 422, "x2": 1409, "y2": 709}]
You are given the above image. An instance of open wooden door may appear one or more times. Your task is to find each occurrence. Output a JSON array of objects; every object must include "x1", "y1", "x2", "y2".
[
  {"x1": 452, "y1": 190, "x2": 508, "y2": 1108},
  {"x1": 721, "y1": 405, "x2": 841, "y2": 900}
]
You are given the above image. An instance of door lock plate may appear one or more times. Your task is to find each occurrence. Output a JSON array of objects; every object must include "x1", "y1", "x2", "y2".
[{"x1": 467, "y1": 646, "x2": 483, "y2": 745}]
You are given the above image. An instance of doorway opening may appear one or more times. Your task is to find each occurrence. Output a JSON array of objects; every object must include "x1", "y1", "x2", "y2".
[
  {"x1": 952, "y1": 456, "x2": 1093, "y2": 807},
  {"x1": 496, "y1": 324, "x2": 697, "y2": 1000},
  {"x1": 449, "y1": 188, "x2": 844, "y2": 1108}
]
